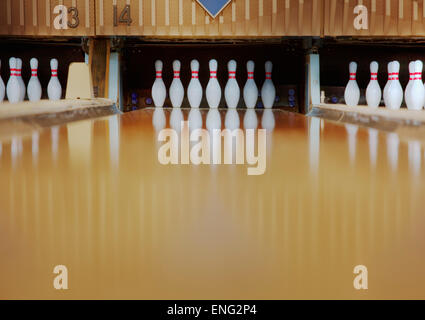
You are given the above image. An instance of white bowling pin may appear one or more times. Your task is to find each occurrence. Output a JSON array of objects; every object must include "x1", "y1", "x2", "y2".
[
  {"x1": 16, "y1": 58, "x2": 26, "y2": 101},
  {"x1": 383, "y1": 61, "x2": 393, "y2": 105},
  {"x1": 151, "y1": 60, "x2": 166, "y2": 107},
  {"x1": 344, "y1": 61, "x2": 360, "y2": 107},
  {"x1": 6, "y1": 57, "x2": 21, "y2": 104},
  {"x1": 366, "y1": 61, "x2": 381, "y2": 108},
  {"x1": 261, "y1": 61, "x2": 276, "y2": 109},
  {"x1": 243, "y1": 60, "x2": 258, "y2": 109},
  {"x1": 407, "y1": 60, "x2": 425, "y2": 110},
  {"x1": 27, "y1": 58, "x2": 42, "y2": 102},
  {"x1": 404, "y1": 61, "x2": 415, "y2": 109},
  {"x1": 206, "y1": 59, "x2": 221, "y2": 108},
  {"x1": 47, "y1": 58, "x2": 62, "y2": 101},
  {"x1": 169, "y1": 60, "x2": 184, "y2": 108},
  {"x1": 187, "y1": 59, "x2": 203, "y2": 108},
  {"x1": 225, "y1": 60, "x2": 240, "y2": 108},
  {"x1": 385, "y1": 61, "x2": 403, "y2": 110},
  {"x1": 0, "y1": 59, "x2": 5, "y2": 103}
]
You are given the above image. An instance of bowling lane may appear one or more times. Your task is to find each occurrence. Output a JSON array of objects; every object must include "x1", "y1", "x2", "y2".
[{"x1": 0, "y1": 108, "x2": 425, "y2": 299}]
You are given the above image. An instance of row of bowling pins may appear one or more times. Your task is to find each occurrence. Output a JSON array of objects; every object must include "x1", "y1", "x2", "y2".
[
  {"x1": 0, "y1": 57, "x2": 62, "y2": 104},
  {"x1": 345, "y1": 60, "x2": 425, "y2": 110},
  {"x1": 152, "y1": 59, "x2": 276, "y2": 109},
  {"x1": 153, "y1": 108, "x2": 276, "y2": 132}
]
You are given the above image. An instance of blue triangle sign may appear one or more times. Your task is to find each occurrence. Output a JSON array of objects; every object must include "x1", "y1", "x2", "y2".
[{"x1": 196, "y1": 0, "x2": 232, "y2": 19}]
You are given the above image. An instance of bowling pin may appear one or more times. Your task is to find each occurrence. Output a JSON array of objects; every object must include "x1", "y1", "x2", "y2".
[
  {"x1": 6, "y1": 57, "x2": 21, "y2": 104},
  {"x1": 16, "y1": 58, "x2": 26, "y2": 101},
  {"x1": 243, "y1": 60, "x2": 258, "y2": 109},
  {"x1": 366, "y1": 61, "x2": 381, "y2": 108},
  {"x1": 0, "y1": 59, "x2": 5, "y2": 103},
  {"x1": 224, "y1": 60, "x2": 240, "y2": 108},
  {"x1": 404, "y1": 61, "x2": 415, "y2": 109},
  {"x1": 187, "y1": 59, "x2": 203, "y2": 108},
  {"x1": 152, "y1": 60, "x2": 166, "y2": 107},
  {"x1": 206, "y1": 59, "x2": 221, "y2": 108},
  {"x1": 261, "y1": 61, "x2": 276, "y2": 109},
  {"x1": 27, "y1": 58, "x2": 42, "y2": 102},
  {"x1": 47, "y1": 58, "x2": 62, "y2": 101},
  {"x1": 406, "y1": 60, "x2": 425, "y2": 110},
  {"x1": 385, "y1": 61, "x2": 403, "y2": 110},
  {"x1": 169, "y1": 60, "x2": 184, "y2": 108},
  {"x1": 383, "y1": 61, "x2": 393, "y2": 105},
  {"x1": 344, "y1": 61, "x2": 360, "y2": 107}
]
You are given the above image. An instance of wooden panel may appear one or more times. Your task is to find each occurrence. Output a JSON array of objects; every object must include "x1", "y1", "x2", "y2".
[
  {"x1": 323, "y1": 0, "x2": 425, "y2": 36},
  {"x1": 0, "y1": 0, "x2": 95, "y2": 36},
  {"x1": 95, "y1": 0, "x2": 323, "y2": 36},
  {"x1": 89, "y1": 38, "x2": 110, "y2": 98}
]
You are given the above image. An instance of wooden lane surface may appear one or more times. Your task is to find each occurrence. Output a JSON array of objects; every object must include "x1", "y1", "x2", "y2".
[{"x1": 0, "y1": 108, "x2": 424, "y2": 299}]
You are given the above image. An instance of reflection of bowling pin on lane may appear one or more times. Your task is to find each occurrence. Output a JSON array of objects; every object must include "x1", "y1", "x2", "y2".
[
  {"x1": 169, "y1": 60, "x2": 184, "y2": 108},
  {"x1": 261, "y1": 109, "x2": 275, "y2": 131},
  {"x1": 408, "y1": 140, "x2": 421, "y2": 175},
  {"x1": 385, "y1": 61, "x2": 403, "y2": 110},
  {"x1": 0, "y1": 59, "x2": 5, "y2": 102},
  {"x1": 206, "y1": 59, "x2": 221, "y2": 109},
  {"x1": 206, "y1": 109, "x2": 221, "y2": 131},
  {"x1": 6, "y1": 57, "x2": 21, "y2": 104},
  {"x1": 152, "y1": 60, "x2": 166, "y2": 107},
  {"x1": 170, "y1": 108, "x2": 184, "y2": 132},
  {"x1": 406, "y1": 60, "x2": 425, "y2": 110},
  {"x1": 243, "y1": 60, "x2": 258, "y2": 109},
  {"x1": 152, "y1": 107, "x2": 166, "y2": 131},
  {"x1": 48, "y1": 58, "x2": 62, "y2": 101},
  {"x1": 261, "y1": 61, "x2": 276, "y2": 109},
  {"x1": 366, "y1": 61, "x2": 381, "y2": 108},
  {"x1": 345, "y1": 124, "x2": 358, "y2": 164},
  {"x1": 188, "y1": 108, "x2": 203, "y2": 131},
  {"x1": 386, "y1": 132, "x2": 399, "y2": 171},
  {"x1": 27, "y1": 58, "x2": 42, "y2": 102},
  {"x1": 225, "y1": 108, "x2": 240, "y2": 130},
  {"x1": 16, "y1": 58, "x2": 26, "y2": 101},
  {"x1": 224, "y1": 60, "x2": 240, "y2": 108},
  {"x1": 368, "y1": 128, "x2": 378, "y2": 168},
  {"x1": 243, "y1": 109, "x2": 258, "y2": 129},
  {"x1": 187, "y1": 59, "x2": 203, "y2": 108},
  {"x1": 344, "y1": 61, "x2": 360, "y2": 107}
]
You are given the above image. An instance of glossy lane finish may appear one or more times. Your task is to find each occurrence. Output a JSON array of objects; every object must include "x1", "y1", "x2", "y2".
[{"x1": 0, "y1": 109, "x2": 424, "y2": 299}]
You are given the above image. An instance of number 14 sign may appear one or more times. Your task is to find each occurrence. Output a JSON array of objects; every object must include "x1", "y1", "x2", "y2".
[{"x1": 196, "y1": 0, "x2": 232, "y2": 18}]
